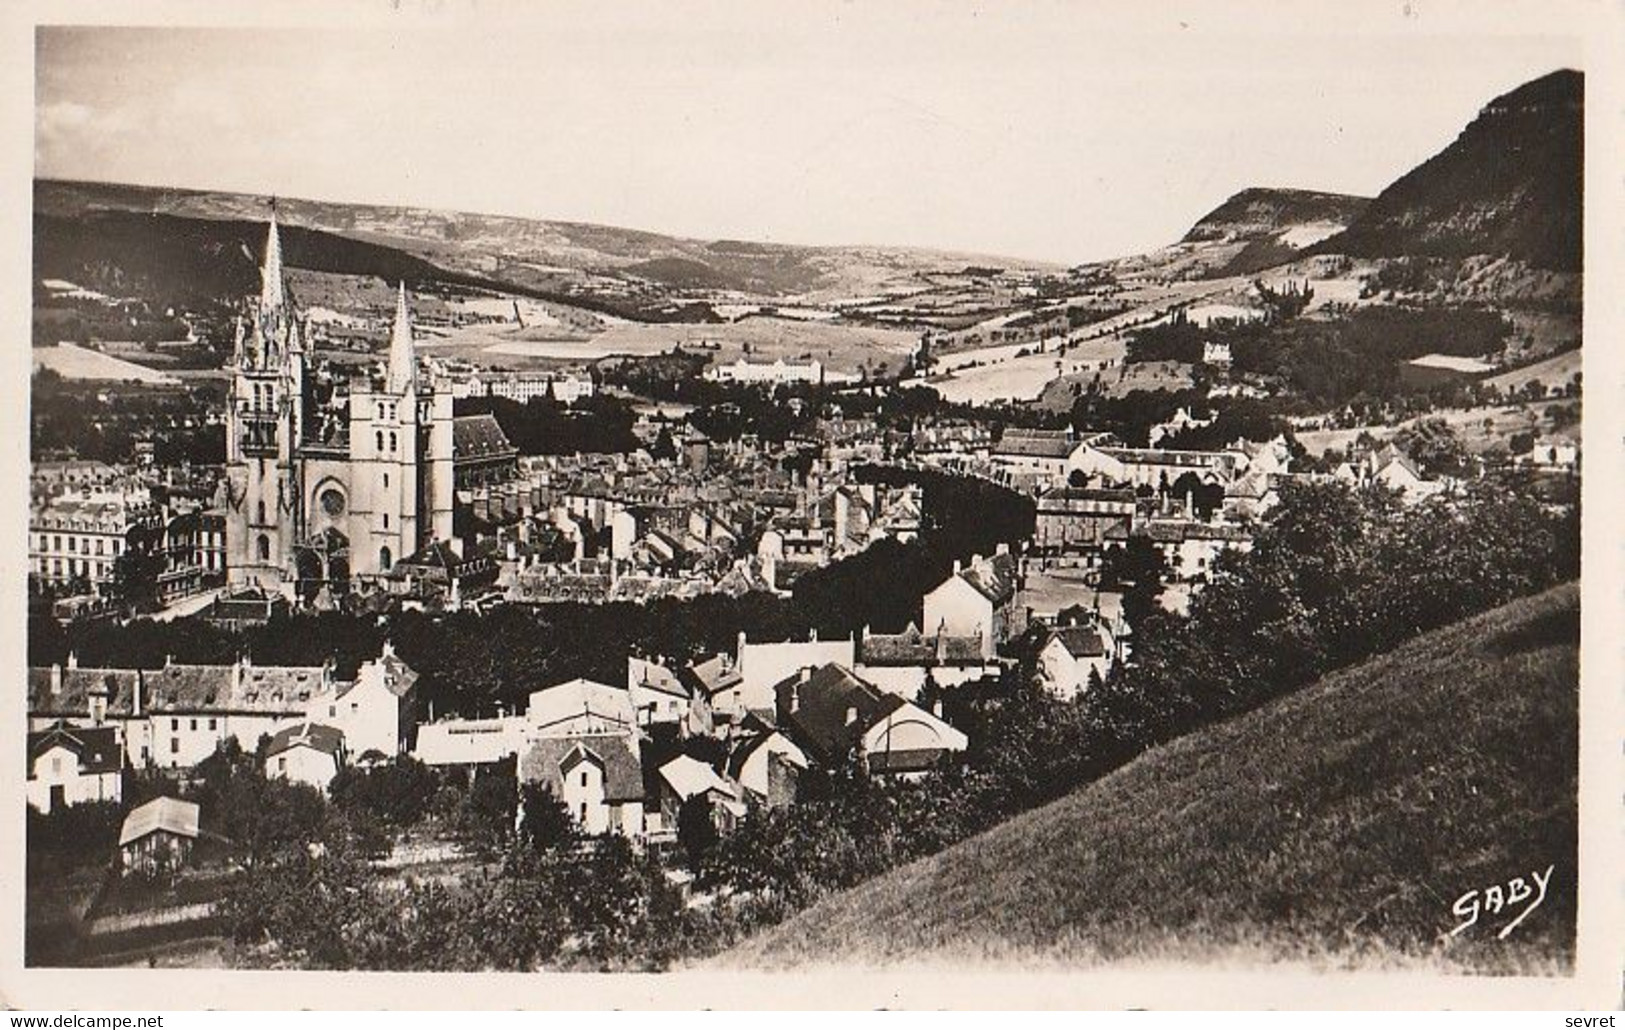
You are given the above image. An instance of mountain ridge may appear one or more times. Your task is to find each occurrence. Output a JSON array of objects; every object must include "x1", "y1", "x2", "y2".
[{"x1": 1310, "y1": 68, "x2": 1582, "y2": 271}]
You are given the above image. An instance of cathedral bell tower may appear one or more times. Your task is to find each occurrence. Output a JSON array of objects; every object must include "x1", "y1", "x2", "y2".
[{"x1": 225, "y1": 211, "x2": 305, "y2": 593}]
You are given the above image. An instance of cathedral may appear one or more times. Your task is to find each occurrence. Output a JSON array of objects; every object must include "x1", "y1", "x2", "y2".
[{"x1": 224, "y1": 215, "x2": 457, "y2": 600}]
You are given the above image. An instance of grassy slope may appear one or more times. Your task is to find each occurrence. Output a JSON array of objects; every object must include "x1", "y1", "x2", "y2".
[{"x1": 722, "y1": 583, "x2": 1578, "y2": 973}]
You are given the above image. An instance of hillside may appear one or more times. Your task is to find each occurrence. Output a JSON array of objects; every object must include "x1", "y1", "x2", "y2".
[
  {"x1": 1313, "y1": 69, "x2": 1582, "y2": 271},
  {"x1": 1100, "y1": 187, "x2": 1368, "y2": 282},
  {"x1": 722, "y1": 583, "x2": 1578, "y2": 972},
  {"x1": 1179, "y1": 187, "x2": 1371, "y2": 278},
  {"x1": 34, "y1": 178, "x2": 1052, "y2": 306}
]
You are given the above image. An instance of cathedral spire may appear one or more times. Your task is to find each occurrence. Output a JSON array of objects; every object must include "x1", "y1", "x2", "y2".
[
  {"x1": 261, "y1": 204, "x2": 285, "y2": 311},
  {"x1": 388, "y1": 281, "x2": 416, "y2": 394}
]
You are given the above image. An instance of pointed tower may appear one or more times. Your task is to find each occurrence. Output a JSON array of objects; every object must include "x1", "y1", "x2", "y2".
[
  {"x1": 226, "y1": 210, "x2": 305, "y2": 597},
  {"x1": 387, "y1": 281, "x2": 416, "y2": 396},
  {"x1": 261, "y1": 207, "x2": 285, "y2": 311}
]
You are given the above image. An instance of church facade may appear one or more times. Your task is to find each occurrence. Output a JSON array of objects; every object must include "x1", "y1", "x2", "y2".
[{"x1": 224, "y1": 216, "x2": 455, "y2": 599}]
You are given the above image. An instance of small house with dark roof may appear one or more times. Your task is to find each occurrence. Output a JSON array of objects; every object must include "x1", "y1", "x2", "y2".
[
  {"x1": 921, "y1": 547, "x2": 1025, "y2": 660},
  {"x1": 27, "y1": 723, "x2": 122, "y2": 813},
  {"x1": 520, "y1": 733, "x2": 646, "y2": 838},
  {"x1": 724, "y1": 729, "x2": 807, "y2": 809},
  {"x1": 772, "y1": 664, "x2": 967, "y2": 780},
  {"x1": 656, "y1": 753, "x2": 744, "y2": 836},
  {"x1": 265, "y1": 722, "x2": 346, "y2": 792},
  {"x1": 1038, "y1": 623, "x2": 1114, "y2": 701},
  {"x1": 119, "y1": 796, "x2": 199, "y2": 878}
]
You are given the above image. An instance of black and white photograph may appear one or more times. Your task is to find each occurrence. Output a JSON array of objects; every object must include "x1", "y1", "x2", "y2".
[{"x1": 5, "y1": 0, "x2": 1619, "y2": 1010}]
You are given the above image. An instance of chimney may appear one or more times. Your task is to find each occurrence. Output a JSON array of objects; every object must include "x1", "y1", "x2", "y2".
[
  {"x1": 66, "y1": 651, "x2": 78, "y2": 671},
  {"x1": 952, "y1": 559, "x2": 962, "y2": 575},
  {"x1": 50, "y1": 663, "x2": 61, "y2": 696},
  {"x1": 799, "y1": 666, "x2": 812, "y2": 684},
  {"x1": 932, "y1": 698, "x2": 944, "y2": 718},
  {"x1": 788, "y1": 685, "x2": 800, "y2": 715},
  {"x1": 133, "y1": 670, "x2": 144, "y2": 718},
  {"x1": 996, "y1": 542, "x2": 1010, "y2": 557},
  {"x1": 844, "y1": 706, "x2": 857, "y2": 727}
]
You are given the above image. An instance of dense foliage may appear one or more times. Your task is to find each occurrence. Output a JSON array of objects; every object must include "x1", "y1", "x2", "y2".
[{"x1": 455, "y1": 393, "x2": 638, "y2": 455}]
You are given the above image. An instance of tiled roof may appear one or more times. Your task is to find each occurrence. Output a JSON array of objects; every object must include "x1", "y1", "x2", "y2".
[
  {"x1": 958, "y1": 552, "x2": 1019, "y2": 606},
  {"x1": 1038, "y1": 486, "x2": 1137, "y2": 505},
  {"x1": 520, "y1": 733, "x2": 645, "y2": 803},
  {"x1": 858, "y1": 625, "x2": 985, "y2": 667},
  {"x1": 28, "y1": 662, "x2": 329, "y2": 717},
  {"x1": 119, "y1": 796, "x2": 200, "y2": 847},
  {"x1": 453, "y1": 414, "x2": 516, "y2": 461},
  {"x1": 265, "y1": 722, "x2": 345, "y2": 758},
  {"x1": 28, "y1": 723, "x2": 122, "y2": 777},
  {"x1": 658, "y1": 753, "x2": 737, "y2": 802},
  {"x1": 1050, "y1": 625, "x2": 1107, "y2": 658},
  {"x1": 772, "y1": 664, "x2": 903, "y2": 764},
  {"x1": 993, "y1": 429, "x2": 1077, "y2": 459}
]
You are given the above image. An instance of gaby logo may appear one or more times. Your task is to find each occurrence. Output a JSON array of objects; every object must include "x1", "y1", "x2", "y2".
[{"x1": 1450, "y1": 864, "x2": 1555, "y2": 939}]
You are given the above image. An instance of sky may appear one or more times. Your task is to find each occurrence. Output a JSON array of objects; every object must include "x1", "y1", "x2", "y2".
[{"x1": 33, "y1": 6, "x2": 1582, "y2": 265}]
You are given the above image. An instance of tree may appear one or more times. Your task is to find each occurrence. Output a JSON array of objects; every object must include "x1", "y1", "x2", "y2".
[{"x1": 677, "y1": 795, "x2": 719, "y2": 871}]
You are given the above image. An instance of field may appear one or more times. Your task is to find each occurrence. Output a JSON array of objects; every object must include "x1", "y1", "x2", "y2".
[
  {"x1": 1485, "y1": 348, "x2": 1581, "y2": 396},
  {"x1": 1296, "y1": 399, "x2": 1579, "y2": 458},
  {"x1": 720, "y1": 583, "x2": 1578, "y2": 973},
  {"x1": 32, "y1": 343, "x2": 181, "y2": 385}
]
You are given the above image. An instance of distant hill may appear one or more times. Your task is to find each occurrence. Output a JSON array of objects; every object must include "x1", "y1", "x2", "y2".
[
  {"x1": 1103, "y1": 187, "x2": 1369, "y2": 281},
  {"x1": 1180, "y1": 187, "x2": 1371, "y2": 276},
  {"x1": 1313, "y1": 69, "x2": 1582, "y2": 271},
  {"x1": 34, "y1": 178, "x2": 1053, "y2": 307},
  {"x1": 722, "y1": 583, "x2": 1578, "y2": 972}
]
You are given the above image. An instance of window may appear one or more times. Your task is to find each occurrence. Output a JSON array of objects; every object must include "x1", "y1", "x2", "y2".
[
  {"x1": 140, "y1": 745, "x2": 149, "y2": 762},
  {"x1": 376, "y1": 431, "x2": 384, "y2": 453},
  {"x1": 383, "y1": 472, "x2": 390, "y2": 488},
  {"x1": 278, "y1": 757, "x2": 287, "y2": 773},
  {"x1": 257, "y1": 535, "x2": 271, "y2": 562},
  {"x1": 68, "y1": 537, "x2": 76, "y2": 553},
  {"x1": 257, "y1": 500, "x2": 267, "y2": 524},
  {"x1": 580, "y1": 771, "x2": 589, "y2": 788},
  {"x1": 51, "y1": 756, "x2": 61, "y2": 775},
  {"x1": 170, "y1": 739, "x2": 179, "y2": 754},
  {"x1": 190, "y1": 718, "x2": 198, "y2": 732},
  {"x1": 329, "y1": 705, "x2": 336, "y2": 718},
  {"x1": 382, "y1": 513, "x2": 389, "y2": 529},
  {"x1": 208, "y1": 718, "x2": 217, "y2": 731},
  {"x1": 379, "y1": 547, "x2": 392, "y2": 571},
  {"x1": 389, "y1": 431, "x2": 398, "y2": 452},
  {"x1": 579, "y1": 802, "x2": 587, "y2": 821},
  {"x1": 171, "y1": 718, "x2": 179, "y2": 731}
]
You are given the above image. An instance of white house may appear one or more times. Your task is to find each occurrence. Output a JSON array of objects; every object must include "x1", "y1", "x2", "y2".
[
  {"x1": 527, "y1": 678, "x2": 638, "y2": 738},
  {"x1": 921, "y1": 548, "x2": 1022, "y2": 660},
  {"x1": 264, "y1": 722, "x2": 346, "y2": 792},
  {"x1": 411, "y1": 715, "x2": 528, "y2": 767},
  {"x1": 27, "y1": 724, "x2": 122, "y2": 813},
  {"x1": 304, "y1": 643, "x2": 419, "y2": 763},
  {"x1": 1037, "y1": 625, "x2": 1113, "y2": 701},
  {"x1": 626, "y1": 657, "x2": 695, "y2": 729},
  {"x1": 657, "y1": 754, "x2": 746, "y2": 833},
  {"x1": 773, "y1": 664, "x2": 968, "y2": 780},
  {"x1": 724, "y1": 729, "x2": 808, "y2": 806},
  {"x1": 519, "y1": 733, "x2": 646, "y2": 838},
  {"x1": 119, "y1": 796, "x2": 200, "y2": 878},
  {"x1": 732, "y1": 632, "x2": 857, "y2": 715}
]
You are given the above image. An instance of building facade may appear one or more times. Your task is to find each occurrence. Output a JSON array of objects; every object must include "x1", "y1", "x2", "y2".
[{"x1": 224, "y1": 216, "x2": 455, "y2": 597}]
